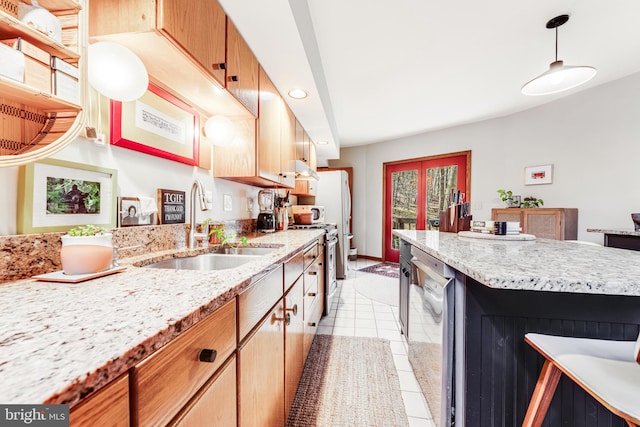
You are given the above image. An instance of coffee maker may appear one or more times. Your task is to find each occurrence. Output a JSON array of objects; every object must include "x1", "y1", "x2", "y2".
[{"x1": 257, "y1": 189, "x2": 276, "y2": 233}]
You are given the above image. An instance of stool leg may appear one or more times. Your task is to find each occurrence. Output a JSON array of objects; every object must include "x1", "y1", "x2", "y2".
[{"x1": 522, "y1": 359, "x2": 562, "y2": 427}]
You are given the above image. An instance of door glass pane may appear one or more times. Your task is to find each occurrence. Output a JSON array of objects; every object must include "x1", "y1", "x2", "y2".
[
  {"x1": 425, "y1": 166, "x2": 458, "y2": 228},
  {"x1": 391, "y1": 169, "x2": 417, "y2": 249}
]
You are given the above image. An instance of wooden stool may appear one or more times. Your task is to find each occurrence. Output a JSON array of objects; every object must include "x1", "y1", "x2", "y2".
[{"x1": 522, "y1": 332, "x2": 640, "y2": 427}]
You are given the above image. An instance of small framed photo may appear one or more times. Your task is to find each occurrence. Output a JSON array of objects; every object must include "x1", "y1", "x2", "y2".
[
  {"x1": 118, "y1": 197, "x2": 156, "y2": 227},
  {"x1": 524, "y1": 164, "x2": 553, "y2": 185}
]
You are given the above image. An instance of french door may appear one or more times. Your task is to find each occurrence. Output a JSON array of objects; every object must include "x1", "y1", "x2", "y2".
[{"x1": 384, "y1": 152, "x2": 470, "y2": 262}]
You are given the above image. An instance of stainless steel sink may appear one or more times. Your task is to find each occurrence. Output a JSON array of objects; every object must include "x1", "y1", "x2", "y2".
[
  {"x1": 144, "y1": 253, "x2": 262, "y2": 271},
  {"x1": 213, "y1": 246, "x2": 277, "y2": 256}
]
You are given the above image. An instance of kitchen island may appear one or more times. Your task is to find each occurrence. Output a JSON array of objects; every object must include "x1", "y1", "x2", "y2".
[
  {"x1": 394, "y1": 230, "x2": 640, "y2": 427},
  {"x1": 0, "y1": 228, "x2": 323, "y2": 416}
]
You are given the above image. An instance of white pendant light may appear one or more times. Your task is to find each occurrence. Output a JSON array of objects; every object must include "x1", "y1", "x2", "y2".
[
  {"x1": 521, "y1": 15, "x2": 596, "y2": 96},
  {"x1": 88, "y1": 41, "x2": 149, "y2": 102},
  {"x1": 204, "y1": 115, "x2": 236, "y2": 147}
]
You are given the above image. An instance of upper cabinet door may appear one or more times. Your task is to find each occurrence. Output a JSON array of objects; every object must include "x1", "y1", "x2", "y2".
[
  {"x1": 159, "y1": 0, "x2": 226, "y2": 86},
  {"x1": 226, "y1": 19, "x2": 259, "y2": 117},
  {"x1": 258, "y1": 66, "x2": 282, "y2": 183}
]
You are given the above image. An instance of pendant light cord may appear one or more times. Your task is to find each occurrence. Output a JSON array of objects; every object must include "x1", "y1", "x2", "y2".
[{"x1": 555, "y1": 27, "x2": 559, "y2": 62}]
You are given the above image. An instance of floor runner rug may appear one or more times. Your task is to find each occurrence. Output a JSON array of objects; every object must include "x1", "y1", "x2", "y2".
[
  {"x1": 287, "y1": 335, "x2": 409, "y2": 427},
  {"x1": 357, "y1": 262, "x2": 400, "y2": 279}
]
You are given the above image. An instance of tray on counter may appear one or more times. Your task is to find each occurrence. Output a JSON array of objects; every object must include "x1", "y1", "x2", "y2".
[
  {"x1": 458, "y1": 231, "x2": 536, "y2": 241},
  {"x1": 32, "y1": 266, "x2": 127, "y2": 283}
]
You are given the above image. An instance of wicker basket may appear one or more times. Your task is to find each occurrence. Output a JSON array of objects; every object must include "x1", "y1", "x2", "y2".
[{"x1": 0, "y1": 0, "x2": 18, "y2": 18}]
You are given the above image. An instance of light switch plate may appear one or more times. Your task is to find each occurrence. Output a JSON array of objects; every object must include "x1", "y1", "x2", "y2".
[{"x1": 223, "y1": 194, "x2": 232, "y2": 211}]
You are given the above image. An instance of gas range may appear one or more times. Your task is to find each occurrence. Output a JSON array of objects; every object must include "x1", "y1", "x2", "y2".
[
  {"x1": 289, "y1": 222, "x2": 338, "y2": 317},
  {"x1": 288, "y1": 223, "x2": 337, "y2": 232}
]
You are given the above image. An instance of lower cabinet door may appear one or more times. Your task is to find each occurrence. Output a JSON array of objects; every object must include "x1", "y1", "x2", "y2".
[
  {"x1": 238, "y1": 300, "x2": 285, "y2": 427},
  {"x1": 170, "y1": 355, "x2": 237, "y2": 427},
  {"x1": 70, "y1": 373, "x2": 129, "y2": 427}
]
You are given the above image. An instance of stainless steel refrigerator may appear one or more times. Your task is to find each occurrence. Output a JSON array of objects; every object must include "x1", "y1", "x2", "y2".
[{"x1": 315, "y1": 170, "x2": 352, "y2": 279}]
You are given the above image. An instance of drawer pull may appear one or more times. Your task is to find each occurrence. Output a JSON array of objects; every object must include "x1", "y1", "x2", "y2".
[
  {"x1": 308, "y1": 271, "x2": 318, "y2": 276},
  {"x1": 230, "y1": 75, "x2": 238, "y2": 82},
  {"x1": 198, "y1": 349, "x2": 217, "y2": 363},
  {"x1": 285, "y1": 304, "x2": 298, "y2": 316},
  {"x1": 308, "y1": 322, "x2": 317, "y2": 327},
  {"x1": 307, "y1": 292, "x2": 317, "y2": 297}
]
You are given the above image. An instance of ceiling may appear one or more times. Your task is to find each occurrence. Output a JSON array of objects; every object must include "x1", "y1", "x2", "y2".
[{"x1": 218, "y1": 0, "x2": 640, "y2": 165}]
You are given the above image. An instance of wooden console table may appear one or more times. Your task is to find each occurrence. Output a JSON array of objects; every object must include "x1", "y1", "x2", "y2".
[{"x1": 491, "y1": 208, "x2": 578, "y2": 240}]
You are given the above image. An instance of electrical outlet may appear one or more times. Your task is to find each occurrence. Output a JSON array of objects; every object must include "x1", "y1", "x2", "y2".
[
  {"x1": 223, "y1": 194, "x2": 232, "y2": 211},
  {"x1": 205, "y1": 191, "x2": 213, "y2": 210}
]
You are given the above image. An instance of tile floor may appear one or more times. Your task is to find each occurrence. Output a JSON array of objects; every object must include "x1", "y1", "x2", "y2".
[{"x1": 318, "y1": 258, "x2": 437, "y2": 427}]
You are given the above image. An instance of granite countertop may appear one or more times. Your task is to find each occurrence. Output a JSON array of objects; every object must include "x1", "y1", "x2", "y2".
[
  {"x1": 587, "y1": 228, "x2": 640, "y2": 236},
  {"x1": 0, "y1": 229, "x2": 323, "y2": 406},
  {"x1": 394, "y1": 230, "x2": 640, "y2": 296}
]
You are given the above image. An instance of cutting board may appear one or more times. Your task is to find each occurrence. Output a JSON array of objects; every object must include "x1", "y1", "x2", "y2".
[{"x1": 458, "y1": 231, "x2": 536, "y2": 241}]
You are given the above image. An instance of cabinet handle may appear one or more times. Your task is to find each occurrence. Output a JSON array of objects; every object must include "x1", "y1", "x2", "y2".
[
  {"x1": 273, "y1": 312, "x2": 291, "y2": 326},
  {"x1": 230, "y1": 75, "x2": 238, "y2": 82},
  {"x1": 404, "y1": 269, "x2": 410, "y2": 278},
  {"x1": 307, "y1": 292, "x2": 316, "y2": 297},
  {"x1": 308, "y1": 271, "x2": 317, "y2": 276},
  {"x1": 285, "y1": 304, "x2": 298, "y2": 316},
  {"x1": 216, "y1": 63, "x2": 226, "y2": 70},
  {"x1": 198, "y1": 349, "x2": 217, "y2": 363},
  {"x1": 307, "y1": 322, "x2": 317, "y2": 327}
]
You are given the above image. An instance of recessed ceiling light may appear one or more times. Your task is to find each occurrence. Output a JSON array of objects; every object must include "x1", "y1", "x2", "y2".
[
  {"x1": 316, "y1": 140, "x2": 328, "y2": 145},
  {"x1": 288, "y1": 88, "x2": 308, "y2": 99}
]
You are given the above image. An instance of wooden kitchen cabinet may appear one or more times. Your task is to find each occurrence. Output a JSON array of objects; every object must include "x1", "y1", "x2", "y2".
[
  {"x1": 280, "y1": 102, "x2": 297, "y2": 186},
  {"x1": 491, "y1": 208, "x2": 578, "y2": 240},
  {"x1": 130, "y1": 300, "x2": 237, "y2": 427},
  {"x1": 89, "y1": 0, "x2": 251, "y2": 134},
  {"x1": 292, "y1": 179, "x2": 317, "y2": 196},
  {"x1": 226, "y1": 18, "x2": 258, "y2": 116},
  {"x1": 258, "y1": 66, "x2": 290, "y2": 186},
  {"x1": 159, "y1": 0, "x2": 226, "y2": 85},
  {"x1": 169, "y1": 355, "x2": 237, "y2": 427},
  {"x1": 238, "y1": 300, "x2": 286, "y2": 427},
  {"x1": 70, "y1": 373, "x2": 129, "y2": 426},
  {"x1": 284, "y1": 277, "x2": 305, "y2": 421}
]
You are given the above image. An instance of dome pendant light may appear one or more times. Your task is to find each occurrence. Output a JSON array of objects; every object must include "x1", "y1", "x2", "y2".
[{"x1": 521, "y1": 14, "x2": 596, "y2": 96}]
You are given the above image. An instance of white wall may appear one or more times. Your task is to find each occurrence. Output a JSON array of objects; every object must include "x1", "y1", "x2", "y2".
[
  {"x1": 330, "y1": 72, "x2": 640, "y2": 258},
  {"x1": 0, "y1": 137, "x2": 262, "y2": 236}
]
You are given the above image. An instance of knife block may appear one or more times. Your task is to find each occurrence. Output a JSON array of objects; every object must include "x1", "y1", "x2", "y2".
[{"x1": 439, "y1": 205, "x2": 472, "y2": 232}]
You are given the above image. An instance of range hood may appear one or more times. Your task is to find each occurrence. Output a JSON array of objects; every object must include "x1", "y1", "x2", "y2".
[{"x1": 294, "y1": 160, "x2": 319, "y2": 180}]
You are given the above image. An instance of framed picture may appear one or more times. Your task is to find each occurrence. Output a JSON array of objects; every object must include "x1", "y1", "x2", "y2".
[
  {"x1": 118, "y1": 197, "x2": 157, "y2": 227},
  {"x1": 524, "y1": 164, "x2": 553, "y2": 185},
  {"x1": 17, "y1": 158, "x2": 118, "y2": 233},
  {"x1": 110, "y1": 82, "x2": 200, "y2": 166}
]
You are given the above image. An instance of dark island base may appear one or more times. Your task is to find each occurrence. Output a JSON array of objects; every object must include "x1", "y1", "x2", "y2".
[{"x1": 463, "y1": 278, "x2": 640, "y2": 427}]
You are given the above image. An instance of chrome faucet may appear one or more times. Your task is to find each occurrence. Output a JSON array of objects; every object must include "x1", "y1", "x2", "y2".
[{"x1": 189, "y1": 179, "x2": 209, "y2": 249}]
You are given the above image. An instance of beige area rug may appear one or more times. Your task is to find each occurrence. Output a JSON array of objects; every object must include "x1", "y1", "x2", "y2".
[
  {"x1": 408, "y1": 342, "x2": 442, "y2": 427},
  {"x1": 287, "y1": 335, "x2": 409, "y2": 427}
]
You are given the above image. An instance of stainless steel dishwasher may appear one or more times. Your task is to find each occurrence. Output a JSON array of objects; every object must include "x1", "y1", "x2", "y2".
[{"x1": 408, "y1": 245, "x2": 459, "y2": 427}]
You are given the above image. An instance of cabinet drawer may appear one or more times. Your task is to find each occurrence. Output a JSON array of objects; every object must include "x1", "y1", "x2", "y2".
[
  {"x1": 132, "y1": 300, "x2": 236, "y2": 427},
  {"x1": 238, "y1": 265, "x2": 284, "y2": 342},
  {"x1": 303, "y1": 298, "x2": 323, "y2": 359},
  {"x1": 70, "y1": 373, "x2": 129, "y2": 427},
  {"x1": 284, "y1": 251, "x2": 303, "y2": 293},
  {"x1": 303, "y1": 243, "x2": 318, "y2": 270},
  {"x1": 304, "y1": 259, "x2": 321, "y2": 293},
  {"x1": 303, "y1": 277, "x2": 319, "y2": 321}
]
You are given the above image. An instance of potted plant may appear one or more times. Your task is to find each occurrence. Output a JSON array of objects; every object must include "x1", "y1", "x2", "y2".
[
  {"x1": 497, "y1": 189, "x2": 520, "y2": 207},
  {"x1": 60, "y1": 225, "x2": 113, "y2": 275},
  {"x1": 209, "y1": 225, "x2": 248, "y2": 253},
  {"x1": 521, "y1": 196, "x2": 544, "y2": 208}
]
